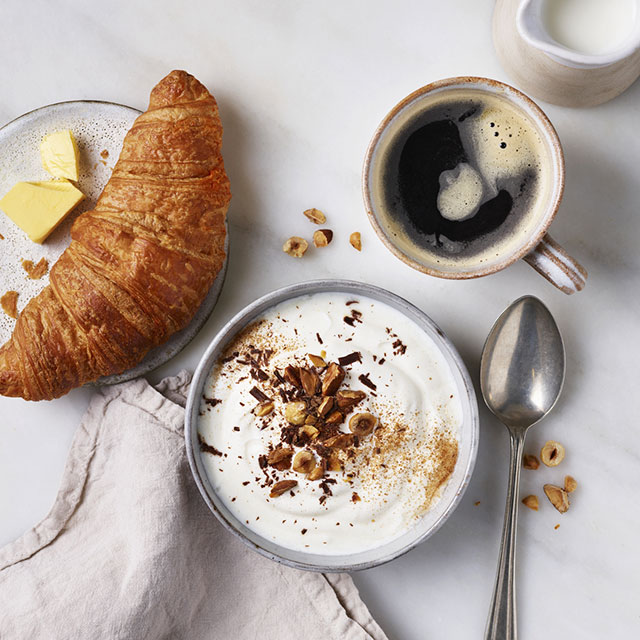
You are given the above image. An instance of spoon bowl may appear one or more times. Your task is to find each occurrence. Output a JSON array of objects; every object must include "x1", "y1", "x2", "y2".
[
  {"x1": 481, "y1": 296, "x2": 565, "y2": 430},
  {"x1": 480, "y1": 295, "x2": 565, "y2": 640}
]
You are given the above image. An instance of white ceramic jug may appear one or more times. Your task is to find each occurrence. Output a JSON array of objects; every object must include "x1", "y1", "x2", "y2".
[{"x1": 493, "y1": 0, "x2": 640, "y2": 106}]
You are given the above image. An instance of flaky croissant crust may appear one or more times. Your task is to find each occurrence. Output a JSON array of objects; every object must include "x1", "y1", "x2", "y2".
[{"x1": 0, "y1": 70, "x2": 230, "y2": 400}]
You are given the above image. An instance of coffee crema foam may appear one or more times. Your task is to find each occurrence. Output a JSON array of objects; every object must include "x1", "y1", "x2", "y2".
[{"x1": 371, "y1": 89, "x2": 554, "y2": 272}]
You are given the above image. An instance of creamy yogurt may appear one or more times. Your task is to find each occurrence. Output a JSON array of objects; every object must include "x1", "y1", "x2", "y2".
[{"x1": 197, "y1": 292, "x2": 462, "y2": 555}]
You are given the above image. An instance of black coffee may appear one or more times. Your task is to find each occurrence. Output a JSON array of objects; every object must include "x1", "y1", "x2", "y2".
[{"x1": 377, "y1": 92, "x2": 548, "y2": 264}]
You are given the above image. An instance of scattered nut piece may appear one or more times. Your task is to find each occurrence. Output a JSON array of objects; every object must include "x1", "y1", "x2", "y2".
[
  {"x1": 283, "y1": 365, "x2": 302, "y2": 388},
  {"x1": 352, "y1": 492, "x2": 361, "y2": 503},
  {"x1": 255, "y1": 401, "x2": 274, "y2": 417},
  {"x1": 299, "y1": 367, "x2": 320, "y2": 396},
  {"x1": 307, "y1": 462, "x2": 325, "y2": 481},
  {"x1": 267, "y1": 447, "x2": 294, "y2": 471},
  {"x1": 313, "y1": 229, "x2": 333, "y2": 247},
  {"x1": 564, "y1": 475, "x2": 578, "y2": 493},
  {"x1": 349, "y1": 412, "x2": 377, "y2": 437},
  {"x1": 540, "y1": 441, "x2": 565, "y2": 467},
  {"x1": 349, "y1": 231, "x2": 362, "y2": 251},
  {"x1": 308, "y1": 353, "x2": 326, "y2": 368},
  {"x1": 522, "y1": 495, "x2": 539, "y2": 511},
  {"x1": 299, "y1": 424, "x2": 319, "y2": 440},
  {"x1": 303, "y1": 208, "x2": 326, "y2": 224},
  {"x1": 283, "y1": 236, "x2": 308, "y2": 258},
  {"x1": 324, "y1": 434, "x2": 355, "y2": 450},
  {"x1": 1, "y1": 291, "x2": 19, "y2": 319},
  {"x1": 523, "y1": 454, "x2": 540, "y2": 470},
  {"x1": 284, "y1": 401, "x2": 307, "y2": 425},
  {"x1": 543, "y1": 484, "x2": 570, "y2": 513},
  {"x1": 336, "y1": 390, "x2": 366, "y2": 412},
  {"x1": 317, "y1": 396, "x2": 334, "y2": 417},
  {"x1": 321, "y1": 362, "x2": 345, "y2": 396},
  {"x1": 270, "y1": 480, "x2": 298, "y2": 498},
  {"x1": 325, "y1": 410, "x2": 344, "y2": 425},
  {"x1": 304, "y1": 414, "x2": 317, "y2": 425},
  {"x1": 293, "y1": 450, "x2": 316, "y2": 474},
  {"x1": 327, "y1": 453, "x2": 342, "y2": 472},
  {"x1": 22, "y1": 257, "x2": 49, "y2": 280}
]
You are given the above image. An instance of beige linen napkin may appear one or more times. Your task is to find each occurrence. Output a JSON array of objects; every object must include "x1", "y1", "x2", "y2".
[{"x1": 0, "y1": 371, "x2": 387, "y2": 640}]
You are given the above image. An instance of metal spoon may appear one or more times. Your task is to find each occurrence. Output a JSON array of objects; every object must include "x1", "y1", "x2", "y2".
[{"x1": 480, "y1": 296, "x2": 565, "y2": 640}]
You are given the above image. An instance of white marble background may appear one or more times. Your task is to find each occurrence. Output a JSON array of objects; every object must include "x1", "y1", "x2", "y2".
[{"x1": 0, "y1": 1, "x2": 638, "y2": 638}]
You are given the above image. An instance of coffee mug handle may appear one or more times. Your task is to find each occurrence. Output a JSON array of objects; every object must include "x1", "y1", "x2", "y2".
[{"x1": 523, "y1": 234, "x2": 587, "y2": 295}]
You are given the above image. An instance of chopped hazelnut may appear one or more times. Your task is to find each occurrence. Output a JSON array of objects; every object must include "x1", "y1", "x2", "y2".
[
  {"x1": 327, "y1": 453, "x2": 342, "y2": 471},
  {"x1": 324, "y1": 434, "x2": 354, "y2": 449},
  {"x1": 523, "y1": 454, "x2": 540, "y2": 470},
  {"x1": 522, "y1": 495, "x2": 539, "y2": 511},
  {"x1": 293, "y1": 450, "x2": 316, "y2": 474},
  {"x1": 317, "y1": 396, "x2": 334, "y2": 417},
  {"x1": 283, "y1": 236, "x2": 308, "y2": 258},
  {"x1": 267, "y1": 447, "x2": 294, "y2": 471},
  {"x1": 270, "y1": 480, "x2": 298, "y2": 498},
  {"x1": 325, "y1": 410, "x2": 344, "y2": 425},
  {"x1": 284, "y1": 401, "x2": 307, "y2": 425},
  {"x1": 564, "y1": 475, "x2": 578, "y2": 493},
  {"x1": 299, "y1": 424, "x2": 319, "y2": 440},
  {"x1": 304, "y1": 414, "x2": 318, "y2": 426},
  {"x1": 321, "y1": 362, "x2": 345, "y2": 396},
  {"x1": 349, "y1": 412, "x2": 377, "y2": 437},
  {"x1": 540, "y1": 441, "x2": 565, "y2": 467},
  {"x1": 543, "y1": 484, "x2": 570, "y2": 513},
  {"x1": 313, "y1": 229, "x2": 333, "y2": 247},
  {"x1": 307, "y1": 462, "x2": 325, "y2": 481},
  {"x1": 349, "y1": 232, "x2": 362, "y2": 251},
  {"x1": 255, "y1": 401, "x2": 274, "y2": 417},
  {"x1": 336, "y1": 390, "x2": 366, "y2": 412},
  {"x1": 283, "y1": 365, "x2": 302, "y2": 388},
  {"x1": 299, "y1": 367, "x2": 321, "y2": 396},
  {"x1": 303, "y1": 208, "x2": 326, "y2": 224},
  {"x1": 308, "y1": 353, "x2": 326, "y2": 368}
]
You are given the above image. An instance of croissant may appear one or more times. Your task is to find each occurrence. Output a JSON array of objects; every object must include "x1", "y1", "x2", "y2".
[{"x1": 0, "y1": 70, "x2": 230, "y2": 401}]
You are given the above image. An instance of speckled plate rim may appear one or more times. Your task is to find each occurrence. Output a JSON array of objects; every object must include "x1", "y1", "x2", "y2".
[
  {"x1": 0, "y1": 99, "x2": 229, "y2": 386},
  {"x1": 362, "y1": 76, "x2": 565, "y2": 280},
  {"x1": 185, "y1": 279, "x2": 479, "y2": 573}
]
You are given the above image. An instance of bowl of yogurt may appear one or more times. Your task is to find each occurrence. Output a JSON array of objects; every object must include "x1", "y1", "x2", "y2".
[{"x1": 185, "y1": 280, "x2": 478, "y2": 571}]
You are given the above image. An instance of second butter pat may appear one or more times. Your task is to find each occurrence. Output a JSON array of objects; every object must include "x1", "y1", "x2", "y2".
[
  {"x1": 0, "y1": 180, "x2": 85, "y2": 243},
  {"x1": 40, "y1": 130, "x2": 80, "y2": 181}
]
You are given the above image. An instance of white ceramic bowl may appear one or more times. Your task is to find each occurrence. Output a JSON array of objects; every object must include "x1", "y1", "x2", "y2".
[{"x1": 185, "y1": 280, "x2": 479, "y2": 572}]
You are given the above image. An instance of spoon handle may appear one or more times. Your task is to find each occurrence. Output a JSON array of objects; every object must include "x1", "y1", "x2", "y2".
[{"x1": 484, "y1": 428, "x2": 526, "y2": 640}]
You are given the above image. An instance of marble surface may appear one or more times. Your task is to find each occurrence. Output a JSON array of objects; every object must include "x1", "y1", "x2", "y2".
[{"x1": 1, "y1": 1, "x2": 638, "y2": 638}]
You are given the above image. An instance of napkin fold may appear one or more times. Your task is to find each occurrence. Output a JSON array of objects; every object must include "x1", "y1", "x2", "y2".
[{"x1": 0, "y1": 372, "x2": 387, "y2": 640}]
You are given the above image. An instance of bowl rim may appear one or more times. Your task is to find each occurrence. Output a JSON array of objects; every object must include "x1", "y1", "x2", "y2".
[
  {"x1": 185, "y1": 279, "x2": 479, "y2": 572},
  {"x1": 362, "y1": 76, "x2": 565, "y2": 280}
]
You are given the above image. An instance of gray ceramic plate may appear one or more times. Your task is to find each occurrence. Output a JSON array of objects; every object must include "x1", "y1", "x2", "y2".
[
  {"x1": 0, "y1": 100, "x2": 228, "y2": 386},
  {"x1": 185, "y1": 280, "x2": 479, "y2": 572}
]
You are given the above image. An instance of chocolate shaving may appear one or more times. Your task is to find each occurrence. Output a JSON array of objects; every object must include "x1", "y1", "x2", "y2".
[
  {"x1": 316, "y1": 332, "x2": 323, "y2": 344},
  {"x1": 345, "y1": 300, "x2": 359, "y2": 306},
  {"x1": 250, "y1": 386, "x2": 270, "y2": 402},
  {"x1": 338, "y1": 351, "x2": 362, "y2": 366},
  {"x1": 343, "y1": 316, "x2": 355, "y2": 327},
  {"x1": 358, "y1": 373, "x2": 377, "y2": 391},
  {"x1": 203, "y1": 396, "x2": 222, "y2": 408},
  {"x1": 198, "y1": 434, "x2": 222, "y2": 456}
]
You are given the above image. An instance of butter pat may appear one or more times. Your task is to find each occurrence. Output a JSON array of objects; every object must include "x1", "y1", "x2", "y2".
[
  {"x1": 0, "y1": 180, "x2": 85, "y2": 243},
  {"x1": 40, "y1": 130, "x2": 80, "y2": 181}
]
